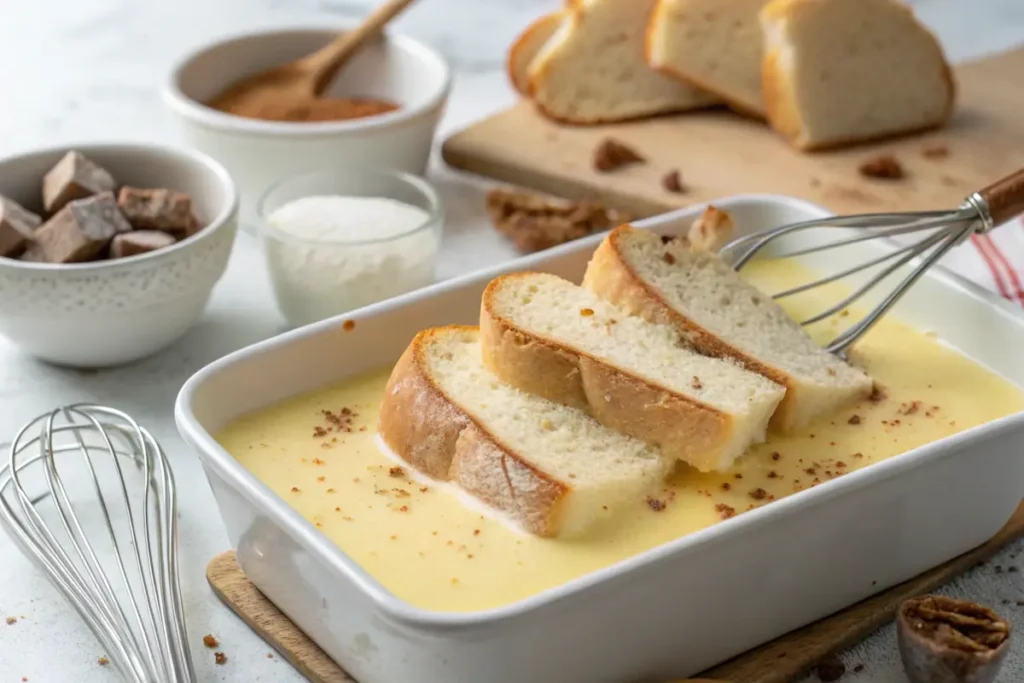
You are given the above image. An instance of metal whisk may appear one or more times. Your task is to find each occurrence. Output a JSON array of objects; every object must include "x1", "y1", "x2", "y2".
[
  {"x1": 720, "y1": 168, "x2": 1024, "y2": 354},
  {"x1": 0, "y1": 405, "x2": 195, "y2": 683}
]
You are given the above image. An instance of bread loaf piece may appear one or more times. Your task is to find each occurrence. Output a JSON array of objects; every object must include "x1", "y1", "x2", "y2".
[
  {"x1": 583, "y1": 225, "x2": 873, "y2": 432},
  {"x1": 480, "y1": 273, "x2": 785, "y2": 472},
  {"x1": 647, "y1": 0, "x2": 771, "y2": 116},
  {"x1": 759, "y1": 0, "x2": 955, "y2": 150},
  {"x1": 507, "y1": 12, "x2": 566, "y2": 96},
  {"x1": 378, "y1": 326, "x2": 668, "y2": 537},
  {"x1": 526, "y1": 0, "x2": 718, "y2": 124}
]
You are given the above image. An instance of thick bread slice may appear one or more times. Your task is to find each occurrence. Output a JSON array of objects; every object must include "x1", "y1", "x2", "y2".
[
  {"x1": 527, "y1": 0, "x2": 718, "y2": 124},
  {"x1": 760, "y1": 0, "x2": 955, "y2": 150},
  {"x1": 647, "y1": 0, "x2": 771, "y2": 117},
  {"x1": 507, "y1": 12, "x2": 567, "y2": 96},
  {"x1": 583, "y1": 225, "x2": 873, "y2": 432},
  {"x1": 480, "y1": 273, "x2": 785, "y2": 472},
  {"x1": 378, "y1": 325, "x2": 668, "y2": 538}
]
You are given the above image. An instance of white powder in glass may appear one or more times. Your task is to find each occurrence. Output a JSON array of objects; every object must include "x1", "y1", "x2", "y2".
[{"x1": 264, "y1": 195, "x2": 439, "y2": 326}]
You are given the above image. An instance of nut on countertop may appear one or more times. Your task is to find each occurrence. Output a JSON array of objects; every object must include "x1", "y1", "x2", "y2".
[{"x1": 897, "y1": 594, "x2": 1010, "y2": 683}]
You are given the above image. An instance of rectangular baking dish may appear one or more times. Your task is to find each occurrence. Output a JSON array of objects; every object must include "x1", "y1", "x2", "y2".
[{"x1": 176, "y1": 194, "x2": 1024, "y2": 683}]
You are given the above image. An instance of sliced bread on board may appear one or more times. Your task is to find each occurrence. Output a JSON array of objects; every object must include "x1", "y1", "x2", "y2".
[
  {"x1": 647, "y1": 0, "x2": 771, "y2": 117},
  {"x1": 760, "y1": 0, "x2": 955, "y2": 150},
  {"x1": 378, "y1": 325, "x2": 669, "y2": 537},
  {"x1": 479, "y1": 273, "x2": 785, "y2": 472},
  {"x1": 526, "y1": 0, "x2": 718, "y2": 124},
  {"x1": 507, "y1": 11, "x2": 566, "y2": 96},
  {"x1": 582, "y1": 225, "x2": 873, "y2": 432}
]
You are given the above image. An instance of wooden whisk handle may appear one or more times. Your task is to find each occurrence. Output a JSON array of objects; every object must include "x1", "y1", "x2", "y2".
[{"x1": 977, "y1": 168, "x2": 1024, "y2": 227}]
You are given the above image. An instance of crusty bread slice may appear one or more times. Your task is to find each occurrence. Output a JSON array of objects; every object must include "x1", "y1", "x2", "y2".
[
  {"x1": 480, "y1": 273, "x2": 785, "y2": 472},
  {"x1": 647, "y1": 0, "x2": 771, "y2": 117},
  {"x1": 378, "y1": 325, "x2": 668, "y2": 537},
  {"x1": 760, "y1": 0, "x2": 955, "y2": 150},
  {"x1": 583, "y1": 225, "x2": 873, "y2": 432},
  {"x1": 507, "y1": 11, "x2": 567, "y2": 96},
  {"x1": 526, "y1": 0, "x2": 719, "y2": 124}
]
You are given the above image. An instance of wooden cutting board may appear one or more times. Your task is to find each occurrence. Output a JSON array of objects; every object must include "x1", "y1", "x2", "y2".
[
  {"x1": 442, "y1": 48, "x2": 1024, "y2": 218},
  {"x1": 207, "y1": 500, "x2": 1024, "y2": 683}
]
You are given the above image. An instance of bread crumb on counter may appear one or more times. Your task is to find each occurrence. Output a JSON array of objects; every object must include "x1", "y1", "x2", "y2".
[
  {"x1": 214, "y1": 652, "x2": 227, "y2": 665},
  {"x1": 858, "y1": 155, "x2": 905, "y2": 180},
  {"x1": 485, "y1": 187, "x2": 628, "y2": 254},
  {"x1": 816, "y1": 655, "x2": 846, "y2": 681},
  {"x1": 593, "y1": 138, "x2": 645, "y2": 172},
  {"x1": 97, "y1": 657, "x2": 109, "y2": 666},
  {"x1": 202, "y1": 634, "x2": 219, "y2": 648},
  {"x1": 661, "y1": 170, "x2": 687, "y2": 194}
]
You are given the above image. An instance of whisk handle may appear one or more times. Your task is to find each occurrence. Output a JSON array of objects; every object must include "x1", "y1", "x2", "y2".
[{"x1": 977, "y1": 168, "x2": 1024, "y2": 227}]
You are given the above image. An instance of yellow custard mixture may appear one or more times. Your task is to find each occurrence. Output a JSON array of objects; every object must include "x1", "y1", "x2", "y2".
[{"x1": 218, "y1": 260, "x2": 1024, "y2": 613}]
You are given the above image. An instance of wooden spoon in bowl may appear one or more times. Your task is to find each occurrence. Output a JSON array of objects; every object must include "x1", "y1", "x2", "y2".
[{"x1": 208, "y1": 0, "x2": 418, "y2": 120}]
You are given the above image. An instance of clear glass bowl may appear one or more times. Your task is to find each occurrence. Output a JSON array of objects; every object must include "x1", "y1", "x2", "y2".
[{"x1": 257, "y1": 167, "x2": 444, "y2": 328}]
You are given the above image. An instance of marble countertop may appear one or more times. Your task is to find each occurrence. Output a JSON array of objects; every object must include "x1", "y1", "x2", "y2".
[{"x1": 1, "y1": 1, "x2": 1023, "y2": 682}]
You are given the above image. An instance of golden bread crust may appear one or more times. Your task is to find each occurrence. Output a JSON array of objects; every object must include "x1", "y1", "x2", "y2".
[
  {"x1": 480, "y1": 274, "x2": 733, "y2": 472},
  {"x1": 582, "y1": 226, "x2": 798, "y2": 431},
  {"x1": 507, "y1": 11, "x2": 566, "y2": 96},
  {"x1": 378, "y1": 326, "x2": 568, "y2": 536}
]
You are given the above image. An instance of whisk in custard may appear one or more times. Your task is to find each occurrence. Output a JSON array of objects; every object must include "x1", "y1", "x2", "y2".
[
  {"x1": 720, "y1": 168, "x2": 1024, "y2": 354},
  {"x1": 0, "y1": 405, "x2": 195, "y2": 683}
]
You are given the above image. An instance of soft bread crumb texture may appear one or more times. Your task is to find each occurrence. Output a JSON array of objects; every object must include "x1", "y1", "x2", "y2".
[
  {"x1": 386, "y1": 327, "x2": 667, "y2": 537},
  {"x1": 586, "y1": 226, "x2": 873, "y2": 431},
  {"x1": 483, "y1": 273, "x2": 785, "y2": 470},
  {"x1": 488, "y1": 274, "x2": 781, "y2": 411},
  {"x1": 760, "y1": 0, "x2": 954, "y2": 149},
  {"x1": 647, "y1": 0, "x2": 771, "y2": 116},
  {"x1": 527, "y1": 0, "x2": 718, "y2": 123}
]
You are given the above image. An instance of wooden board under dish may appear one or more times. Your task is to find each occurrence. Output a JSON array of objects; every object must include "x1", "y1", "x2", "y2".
[
  {"x1": 207, "y1": 499, "x2": 1024, "y2": 683},
  {"x1": 441, "y1": 48, "x2": 1024, "y2": 219}
]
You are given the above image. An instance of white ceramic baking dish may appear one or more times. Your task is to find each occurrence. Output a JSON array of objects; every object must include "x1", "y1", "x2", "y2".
[{"x1": 176, "y1": 194, "x2": 1024, "y2": 683}]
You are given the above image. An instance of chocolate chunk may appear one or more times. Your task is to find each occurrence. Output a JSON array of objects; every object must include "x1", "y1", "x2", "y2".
[
  {"x1": 34, "y1": 191, "x2": 131, "y2": 263},
  {"x1": 109, "y1": 230, "x2": 176, "y2": 259},
  {"x1": 19, "y1": 242, "x2": 47, "y2": 262},
  {"x1": 42, "y1": 151, "x2": 117, "y2": 215},
  {"x1": 0, "y1": 195, "x2": 42, "y2": 258},
  {"x1": 117, "y1": 187, "x2": 195, "y2": 236}
]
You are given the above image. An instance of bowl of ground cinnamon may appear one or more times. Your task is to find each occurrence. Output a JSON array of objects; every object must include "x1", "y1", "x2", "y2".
[{"x1": 163, "y1": 26, "x2": 450, "y2": 227}]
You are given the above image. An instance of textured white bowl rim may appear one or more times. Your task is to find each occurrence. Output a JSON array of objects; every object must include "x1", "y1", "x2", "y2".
[
  {"x1": 161, "y1": 24, "x2": 453, "y2": 137},
  {"x1": 176, "y1": 193, "x2": 1024, "y2": 632},
  {"x1": 0, "y1": 142, "x2": 238, "y2": 274}
]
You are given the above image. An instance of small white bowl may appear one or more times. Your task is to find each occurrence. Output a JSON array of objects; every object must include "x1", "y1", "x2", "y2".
[
  {"x1": 162, "y1": 26, "x2": 452, "y2": 226},
  {"x1": 0, "y1": 143, "x2": 239, "y2": 368}
]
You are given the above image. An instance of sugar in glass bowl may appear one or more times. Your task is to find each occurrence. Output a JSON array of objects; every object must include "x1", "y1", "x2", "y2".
[{"x1": 257, "y1": 167, "x2": 444, "y2": 328}]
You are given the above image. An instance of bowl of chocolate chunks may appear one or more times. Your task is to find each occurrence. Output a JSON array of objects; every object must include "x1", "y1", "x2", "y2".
[{"x1": 0, "y1": 143, "x2": 238, "y2": 367}]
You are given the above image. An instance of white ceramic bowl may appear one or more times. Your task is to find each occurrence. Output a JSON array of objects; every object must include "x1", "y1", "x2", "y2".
[
  {"x1": 162, "y1": 26, "x2": 452, "y2": 227},
  {"x1": 0, "y1": 143, "x2": 239, "y2": 368}
]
